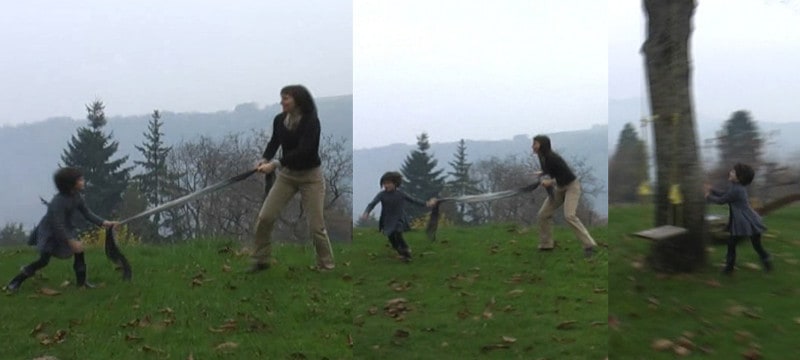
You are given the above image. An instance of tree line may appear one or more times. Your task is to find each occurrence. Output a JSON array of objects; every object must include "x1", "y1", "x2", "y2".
[
  {"x1": 0, "y1": 100, "x2": 352, "y2": 245},
  {"x1": 357, "y1": 133, "x2": 604, "y2": 229}
]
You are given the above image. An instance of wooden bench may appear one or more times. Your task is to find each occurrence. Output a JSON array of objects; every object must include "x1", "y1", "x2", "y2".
[{"x1": 633, "y1": 225, "x2": 688, "y2": 241}]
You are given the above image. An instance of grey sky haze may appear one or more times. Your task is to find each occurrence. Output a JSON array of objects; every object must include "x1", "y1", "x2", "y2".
[
  {"x1": 610, "y1": 0, "x2": 800, "y2": 125},
  {"x1": 353, "y1": 0, "x2": 608, "y2": 149},
  {"x1": 0, "y1": 0, "x2": 352, "y2": 126}
]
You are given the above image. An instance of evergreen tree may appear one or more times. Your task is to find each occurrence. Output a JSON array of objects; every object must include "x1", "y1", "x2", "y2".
[
  {"x1": 446, "y1": 139, "x2": 480, "y2": 224},
  {"x1": 609, "y1": 123, "x2": 649, "y2": 203},
  {"x1": 61, "y1": 100, "x2": 131, "y2": 223},
  {"x1": 133, "y1": 110, "x2": 181, "y2": 237},
  {"x1": 400, "y1": 133, "x2": 445, "y2": 220},
  {"x1": 715, "y1": 110, "x2": 762, "y2": 170}
]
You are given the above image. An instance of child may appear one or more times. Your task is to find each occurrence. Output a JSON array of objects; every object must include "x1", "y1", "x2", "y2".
[
  {"x1": 4, "y1": 167, "x2": 119, "y2": 292},
  {"x1": 705, "y1": 163, "x2": 771, "y2": 274},
  {"x1": 360, "y1": 172, "x2": 433, "y2": 262}
]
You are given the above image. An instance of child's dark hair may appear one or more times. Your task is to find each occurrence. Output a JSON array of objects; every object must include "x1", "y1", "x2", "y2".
[
  {"x1": 54, "y1": 167, "x2": 83, "y2": 194},
  {"x1": 380, "y1": 171, "x2": 403, "y2": 187},
  {"x1": 733, "y1": 163, "x2": 755, "y2": 186},
  {"x1": 280, "y1": 84, "x2": 318, "y2": 118}
]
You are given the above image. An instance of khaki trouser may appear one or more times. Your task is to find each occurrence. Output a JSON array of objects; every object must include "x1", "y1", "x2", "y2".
[
  {"x1": 252, "y1": 166, "x2": 335, "y2": 268},
  {"x1": 537, "y1": 179, "x2": 596, "y2": 249}
]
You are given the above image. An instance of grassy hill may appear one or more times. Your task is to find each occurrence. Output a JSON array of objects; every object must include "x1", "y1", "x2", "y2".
[
  {"x1": 609, "y1": 204, "x2": 800, "y2": 358},
  {"x1": 1, "y1": 223, "x2": 607, "y2": 359}
]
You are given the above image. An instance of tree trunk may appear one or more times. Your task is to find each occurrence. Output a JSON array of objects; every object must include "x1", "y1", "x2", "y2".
[{"x1": 642, "y1": 0, "x2": 707, "y2": 272}]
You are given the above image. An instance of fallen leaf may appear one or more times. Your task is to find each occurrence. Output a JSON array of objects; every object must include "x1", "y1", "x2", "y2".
[
  {"x1": 40, "y1": 338, "x2": 54, "y2": 346},
  {"x1": 556, "y1": 320, "x2": 577, "y2": 330},
  {"x1": 53, "y1": 329, "x2": 67, "y2": 343},
  {"x1": 59, "y1": 280, "x2": 71, "y2": 288},
  {"x1": 30, "y1": 322, "x2": 46, "y2": 336},
  {"x1": 393, "y1": 329, "x2": 410, "y2": 338},
  {"x1": 191, "y1": 278, "x2": 204, "y2": 287},
  {"x1": 673, "y1": 345, "x2": 691, "y2": 356},
  {"x1": 31, "y1": 357, "x2": 59, "y2": 360},
  {"x1": 39, "y1": 288, "x2": 61, "y2": 296},
  {"x1": 593, "y1": 288, "x2": 607, "y2": 293},
  {"x1": 215, "y1": 342, "x2": 239, "y2": 351},
  {"x1": 507, "y1": 289, "x2": 524, "y2": 296},
  {"x1": 367, "y1": 306, "x2": 378, "y2": 315},
  {"x1": 743, "y1": 310, "x2": 762, "y2": 319},
  {"x1": 742, "y1": 348, "x2": 762, "y2": 360},
  {"x1": 726, "y1": 305, "x2": 747, "y2": 316},
  {"x1": 125, "y1": 333, "x2": 143, "y2": 341},
  {"x1": 647, "y1": 297, "x2": 660, "y2": 306},
  {"x1": 481, "y1": 343, "x2": 510, "y2": 352},
  {"x1": 502, "y1": 336, "x2": 517, "y2": 343},
  {"x1": 141, "y1": 345, "x2": 165, "y2": 354},
  {"x1": 221, "y1": 264, "x2": 231, "y2": 272},
  {"x1": 187, "y1": 353, "x2": 194, "y2": 360},
  {"x1": 651, "y1": 338, "x2": 673, "y2": 351},
  {"x1": 159, "y1": 307, "x2": 174, "y2": 315},
  {"x1": 734, "y1": 330, "x2": 753, "y2": 343},
  {"x1": 704, "y1": 279, "x2": 721, "y2": 287},
  {"x1": 743, "y1": 262, "x2": 760, "y2": 270},
  {"x1": 676, "y1": 336, "x2": 694, "y2": 350},
  {"x1": 347, "y1": 334, "x2": 354, "y2": 347}
]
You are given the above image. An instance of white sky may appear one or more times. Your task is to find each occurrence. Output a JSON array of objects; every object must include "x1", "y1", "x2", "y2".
[
  {"x1": 0, "y1": 0, "x2": 352, "y2": 126},
  {"x1": 610, "y1": 0, "x2": 800, "y2": 123},
  {"x1": 353, "y1": 0, "x2": 608, "y2": 149}
]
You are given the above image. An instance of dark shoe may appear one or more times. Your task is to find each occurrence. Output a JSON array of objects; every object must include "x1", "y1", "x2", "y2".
[
  {"x1": 4, "y1": 281, "x2": 20, "y2": 293},
  {"x1": 584, "y1": 247, "x2": 596, "y2": 258},
  {"x1": 245, "y1": 263, "x2": 270, "y2": 274},
  {"x1": 722, "y1": 266, "x2": 734, "y2": 275},
  {"x1": 763, "y1": 260, "x2": 773, "y2": 272},
  {"x1": 78, "y1": 281, "x2": 96, "y2": 289}
]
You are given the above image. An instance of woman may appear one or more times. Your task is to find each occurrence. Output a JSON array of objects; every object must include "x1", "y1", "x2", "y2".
[
  {"x1": 249, "y1": 85, "x2": 335, "y2": 272},
  {"x1": 532, "y1": 135, "x2": 597, "y2": 257}
]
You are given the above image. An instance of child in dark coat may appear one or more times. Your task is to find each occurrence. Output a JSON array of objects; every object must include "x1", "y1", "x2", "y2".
[
  {"x1": 705, "y1": 163, "x2": 771, "y2": 274},
  {"x1": 360, "y1": 172, "x2": 433, "y2": 262},
  {"x1": 4, "y1": 167, "x2": 119, "y2": 292}
]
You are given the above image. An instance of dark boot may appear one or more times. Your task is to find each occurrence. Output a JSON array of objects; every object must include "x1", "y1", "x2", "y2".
[
  {"x1": 750, "y1": 234, "x2": 772, "y2": 272},
  {"x1": 74, "y1": 253, "x2": 93, "y2": 288},
  {"x1": 723, "y1": 236, "x2": 737, "y2": 275},
  {"x1": 4, "y1": 272, "x2": 28, "y2": 292}
]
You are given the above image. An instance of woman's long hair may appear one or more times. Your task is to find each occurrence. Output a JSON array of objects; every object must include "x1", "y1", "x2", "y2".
[{"x1": 280, "y1": 85, "x2": 318, "y2": 118}]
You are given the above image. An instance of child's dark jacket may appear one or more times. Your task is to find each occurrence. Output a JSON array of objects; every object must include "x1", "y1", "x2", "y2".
[
  {"x1": 364, "y1": 190, "x2": 425, "y2": 236},
  {"x1": 707, "y1": 182, "x2": 766, "y2": 236},
  {"x1": 31, "y1": 193, "x2": 105, "y2": 259}
]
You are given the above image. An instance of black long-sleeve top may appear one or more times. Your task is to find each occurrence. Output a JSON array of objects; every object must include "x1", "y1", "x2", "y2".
[
  {"x1": 262, "y1": 113, "x2": 322, "y2": 171},
  {"x1": 539, "y1": 152, "x2": 577, "y2": 187}
]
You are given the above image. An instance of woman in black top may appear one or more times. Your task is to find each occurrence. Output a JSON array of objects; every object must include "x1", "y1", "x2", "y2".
[
  {"x1": 249, "y1": 85, "x2": 335, "y2": 272},
  {"x1": 5, "y1": 167, "x2": 118, "y2": 292},
  {"x1": 532, "y1": 135, "x2": 597, "y2": 257}
]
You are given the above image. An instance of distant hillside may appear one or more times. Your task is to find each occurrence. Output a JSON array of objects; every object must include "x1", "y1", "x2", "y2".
[
  {"x1": 609, "y1": 97, "x2": 800, "y2": 162},
  {"x1": 0, "y1": 95, "x2": 352, "y2": 227},
  {"x1": 353, "y1": 125, "x2": 609, "y2": 220}
]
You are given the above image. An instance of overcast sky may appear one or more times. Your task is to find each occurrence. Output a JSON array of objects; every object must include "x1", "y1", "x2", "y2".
[
  {"x1": 353, "y1": 0, "x2": 608, "y2": 149},
  {"x1": 0, "y1": 0, "x2": 352, "y2": 126},
  {"x1": 610, "y1": 0, "x2": 800, "y2": 124}
]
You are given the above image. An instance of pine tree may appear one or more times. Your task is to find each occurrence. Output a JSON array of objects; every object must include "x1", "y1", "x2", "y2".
[
  {"x1": 609, "y1": 123, "x2": 649, "y2": 203},
  {"x1": 61, "y1": 100, "x2": 131, "y2": 224},
  {"x1": 133, "y1": 110, "x2": 182, "y2": 237},
  {"x1": 400, "y1": 133, "x2": 445, "y2": 220},
  {"x1": 446, "y1": 139, "x2": 480, "y2": 224},
  {"x1": 715, "y1": 110, "x2": 762, "y2": 170}
]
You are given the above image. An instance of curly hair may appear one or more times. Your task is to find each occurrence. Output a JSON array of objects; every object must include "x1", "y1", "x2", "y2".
[
  {"x1": 379, "y1": 171, "x2": 403, "y2": 187},
  {"x1": 280, "y1": 85, "x2": 318, "y2": 118},
  {"x1": 733, "y1": 163, "x2": 755, "y2": 186},
  {"x1": 54, "y1": 167, "x2": 83, "y2": 194}
]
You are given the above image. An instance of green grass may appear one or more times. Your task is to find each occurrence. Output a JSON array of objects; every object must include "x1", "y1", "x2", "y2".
[
  {"x1": 609, "y1": 204, "x2": 800, "y2": 358},
  {"x1": 351, "y1": 224, "x2": 608, "y2": 359},
  {"x1": 1, "y1": 222, "x2": 608, "y2": 359},
  {"x1": 1, "y1": 241, "x2": 354, "y2": 360}
]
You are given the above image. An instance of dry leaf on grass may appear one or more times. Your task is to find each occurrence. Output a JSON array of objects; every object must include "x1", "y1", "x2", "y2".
[
  {"x1": 222, "y1": 264, "x2": 232, "y2": 272},
  {"x1": 39, "y1": 288, "x2": 61, "y2": 296},
  {"x1": 480, "y1": 343, "x2": 510, "y2": 352},
  {"x1": 215, "y1": 342, "x2": 239, "y2": 351},
  {"x1": 30, "y1": 322, "x2": 46, "y2": 336},
  {"x1": 53, "y1": 330, "x2": 67, "y2": 343},
  {"x1": 742, "y1": 348, "x2": 762, "y2": 360},
  {"x1": 556, "y1": 320, "x2": 577, "y2": 330},
  {"x1": 393, "y1": 329, "x2": 410, "y2": 338},
  {"x1": 347, "y1": 334, "x2": 354, "y2": 347},
  {"x1": 651, "y1": 338, "x2": 673, "y2": 351},
  {"x1": 673, "y1": 345, "x2": 691, "y2": 356},
  {"x1": 141, "y1": 345, "x2": 165, "y2": 354},
  {"x1": 502, "y1": 336, "x2": 517, "y2": 343},
  {"x1": 59, "y1": 280, "x2": 71, "y2": 288},
  {"x1": 31, "y1": 357, "x2": 59, "y2": 360},
  {"x1": 187, "y1": 353, "x2": 194, "y2": 360},
  {"x1": 507, "y1": 289, "x2": 524, "y2": 296},
  {"x1": 125, "y1": 333, "x2": 143, "y2": 341}
]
